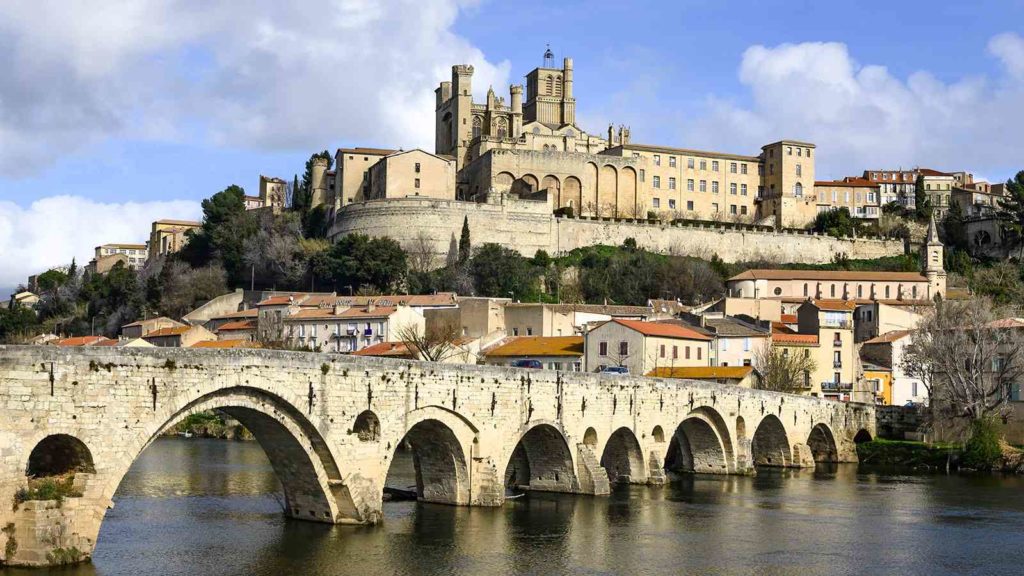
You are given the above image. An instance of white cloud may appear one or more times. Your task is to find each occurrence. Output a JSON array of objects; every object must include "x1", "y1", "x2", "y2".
[
  {"x1": 0, "y1": 0, "x2": 509, "y2": 177},
  {"x1": 683, "y1": 34, "x2": 1024, "y2": 181},
  {"x1": 0, "y1": 197, "x2": 201, "y2": 287}
]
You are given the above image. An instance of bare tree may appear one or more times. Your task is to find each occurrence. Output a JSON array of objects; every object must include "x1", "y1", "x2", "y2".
[
  {"x1": 406, "y1": 232, "x2": 437, "y2": 276},
  {"x1": 754, "y1": 342, "x2": 817, "y2": 393},
  {"x1": 902, "y1": 297, "x2": 1024, "y2": 425},
  {"x1": 396, "y1": 320, "x2": 462, "y2": 362}
]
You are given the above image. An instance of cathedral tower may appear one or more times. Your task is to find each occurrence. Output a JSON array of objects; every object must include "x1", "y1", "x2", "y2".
[
  {"x1": 922, "y1": 213, "x2": 947, "y2": 299},
  {"x1": 524, "y1": 50, "x2": 577, "y2": 127}
]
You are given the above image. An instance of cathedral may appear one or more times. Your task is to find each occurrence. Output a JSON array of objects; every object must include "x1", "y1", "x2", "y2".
[{"x1": 317, "y1": 49, "x2": 820, "y2": 229}]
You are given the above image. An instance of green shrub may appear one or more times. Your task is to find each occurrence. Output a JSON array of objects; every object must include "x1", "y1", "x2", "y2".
[
  {"x1": 12, "y1": 476, "x2": 82, "y2": 509},
  {"x1": 962, "y1": 418, "x2": 1003, "y2": 470}
]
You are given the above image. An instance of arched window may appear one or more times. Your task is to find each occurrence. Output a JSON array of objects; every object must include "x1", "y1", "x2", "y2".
[
  {"x1": 554, "y1": 75, "x2": 562, "y2": 97},
  {"x1": 565, "y1": 129, "x2": 575, "y2": 138},
  {"x1": 546, "y1": 74, "x2": 554, "y2": 95},
  {"x1": 532, "y1": 126, "x2": 540, "y2": 135},
  {"x1": 472, "y1": 116, "x2": 482, "y2": 139},
  {"x1": 496, "y1": 118, "x2": 507, "y2": 139},
  {"x1": 794, "y1": 182, "x2": 803, "y2": 197}
]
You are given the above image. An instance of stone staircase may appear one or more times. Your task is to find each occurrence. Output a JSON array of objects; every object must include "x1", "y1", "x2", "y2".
[{"x1": 576, "y1": 444, "x2": 610, "y2": 496}]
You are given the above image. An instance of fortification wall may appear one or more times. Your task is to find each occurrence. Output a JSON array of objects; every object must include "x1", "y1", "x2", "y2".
[{"x1": 329, "y1": 197, "x2": 904, "y2": 264}]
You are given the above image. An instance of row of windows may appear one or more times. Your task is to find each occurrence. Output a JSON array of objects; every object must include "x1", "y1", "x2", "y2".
[
  {"x1": 827, "y1": 190, "x2": 879, "y2": 204},
  {"x1": 644, "y1": 174, "x2": 753, "y2": 196},
  {"x1": 769, "y1": 146, "x2": 812, "y2": 158},
  {"x1": 650, "y1": 198, "x2": 749, "y2": 215},
  {"x1": 797, "y1": 282, "x2": 921, "y2": 299},
  {"x1": 646, "y1": 154, "x2": 753, "y2": 175},
  {"x1": 598, "y1": 341, "x2": 705, "y2": 360}
]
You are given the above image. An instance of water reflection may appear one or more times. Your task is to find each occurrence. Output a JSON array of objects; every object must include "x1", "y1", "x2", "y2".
[{"x1": 16, "y1": 437, "x2": 1024, "y2": 576}]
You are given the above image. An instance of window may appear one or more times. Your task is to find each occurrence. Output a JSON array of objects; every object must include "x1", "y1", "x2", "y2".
[
  {"x1": 654, "y1": 155, "x2": 661, "y2": 166},
  {"x1": 640, "y1": 169, "x2": 645, "y2": 182},
  {"x1": 526, "y1": 327, "x2": 533, "y2": 336},
  {"x1": 688, "y1": 157, "x2": 695, "y2": 169},
  {"x1": 700, "y1": 159, "x2": 707, "y2": 170},
  {"x1": 885, "y1": 286, "x2": 891, "y2": 298},
  {"x1": 770, "y1": 164, "x2": 774, "y2": 175},
  {"x1": 686, "y1": 200, "x2": 694, "y2": 210},
  {"x1": 730, "y1": 183, "x2": 737, "y2": 195},
  {"x1": 712, "y1": 161, "x2": 719, "y2": 172},
  {"x1": 797, "y1": 148, "x2": 802, "y2": 157},
  {"x1": 700, "y1": 180, "x2": 707, "y2": 192},
  {"x1": 741, "y1": 184, "x2": 748, "y2": 196},
  {"x1": 685, "y1": 347, "x2": 691, "y2": 359},
  {"x1": 672, "y1": 346, "x2": 678, "y2": 359},
  {"x1": 414, "y1": 178, "x2": 421, "y2": 189},
  {"x1": 660, "y1": 344, "x2": 666, "y2": 358},
  {"x1": 697, "y1": 347, "x2": 702, "y2": 360},
  {"x1": 912, "y1": 382, "x2": 919, "y2": 397},
  {"x1": 758, "y1": 185, "x2": 765, "y2": 197},
  {"x1": 415, "y1": 162, "x2": 421, "y2": 173},
  {"x1": 712, "y1": 203, "x2": 719, "y2": 212},
  {"x1": 741, "y1": 163, "x2": 748, "y2": 175},
  {"x1": 744, "y1": 338, "x2": 751, "y2": 351},
  {"x1": 712, "y1": 181, "x2": 719, "y2": 194},
  {"x1": 512, "y1": 328, "x2": 519, "y2": 336},
  {"x1": 730, "y1": 162, "x2": 737, "y2": 174},
  {"x1": 653, "y1": 175, "x2": 661, "y2": 188},
  {"x1": 669, "y1": 177, "x2": 677, "y2": 190},
  {"x1": 599, "y1": 341, "x2": 608, "y2": 356},
  {"x1": 721, "y1": 339, "x2": 729, "y2": 351},
  {"x1": 687, "y1": 179, "x2": 695, "y2": 191},
  {"x1": 758, "y1": 164, "x2": 764, "y2": 176},
  {"x1": 741, "y1": 205, "x2": 748, "y2": 215},
  {"x1": 619, "y1": 341, "x2": 629, "y2": 356},
  {"x1": 830, "y1": 284, "x2": 836, "y2": 297},
  {"x1": 857, "y1": 285, "x2": 863, "y2": 298},
  {"x1": 472, "y1": 117, "x2": 482, "y2": 138},
  {"x1": 796, "y1": 164, "x2": 802, "y2": 177},
  {"x1": 787, "y1": 146, "x2": 793, "y2": 155},
  {"x1": 730, "y1": 204, "x2": 737, "y2": 214},
  {"x1": 668, "y1": 199, "x2": 676, "y2": 209},
  {"x1": 669, "y1": 156, "x2": 677, "y2": 167},
  {"x1": 652, "y1": 198, "x2": 661, "y2": 208},
  {"x1": 803, "y1": 283, "x2": 809, "y2": 297},
  {"x1": 806, "y1": 149, "x2": 811, "y2": 157},
  {"x1": 794, "y1": 182, "x2": 803, "y2": 197}
]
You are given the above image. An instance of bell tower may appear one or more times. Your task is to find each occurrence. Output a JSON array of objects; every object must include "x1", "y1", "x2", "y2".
[
  {"x1": 524, "y1": 47, "x2": 577, "y2": 127},
  {"x1": 922, "y1": 213, "x2": 947, "y2": 298}
]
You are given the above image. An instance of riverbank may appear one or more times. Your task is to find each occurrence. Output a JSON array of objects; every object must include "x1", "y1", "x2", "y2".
[
  {"x1": 857, "y1": 439, "x2": 1024, "y2": 473},
  {"x1": 164, "y1": 411, "x2": 253, "y2": 441}
]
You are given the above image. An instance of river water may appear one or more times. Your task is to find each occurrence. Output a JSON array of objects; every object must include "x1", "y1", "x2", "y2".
[{"x1": 11, "y1": 437, "x2": 1024, "y2": 576}]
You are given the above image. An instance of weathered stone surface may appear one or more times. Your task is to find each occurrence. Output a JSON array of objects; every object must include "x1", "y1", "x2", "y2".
[{"x1": 0, "y1": 345, "x2": 873, "y2": 566}]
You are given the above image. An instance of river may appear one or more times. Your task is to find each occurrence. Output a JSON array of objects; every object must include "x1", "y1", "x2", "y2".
[{"x1": 9, "y1": 437, "x2": 1024, "y2": 576}]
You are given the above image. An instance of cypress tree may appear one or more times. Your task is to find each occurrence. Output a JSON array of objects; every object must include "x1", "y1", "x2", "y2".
[{"x1": 458, "y1": 216, "x2": 471, "y2": 263}]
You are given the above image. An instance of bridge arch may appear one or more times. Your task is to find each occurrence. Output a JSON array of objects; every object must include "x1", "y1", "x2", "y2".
[
  {"x1": 504, "y1": 422, "x2": 578, "y2": 494},
  {"x1": 854, "y1": 429, "x2": 873, "y2": 444},
  {"x1": 353, "y1": 410, "x2": 381, "y2": 442},
  {"x1": 382, "y1": 405, "x2": 476, "y2": 506},
  {"x1": 665, "y1": 407, "x2": 735, "y2": 474},
  {"x1": 26, "y1": 434, "x2": 96, "y2": 477},
  {"x1": 751, "y1": 414, "x2": 792, "y2": 467},
  {"x1": 807, "y1": 423, "x2": 839, "y2": 463},
  {"x1": 102, "y1": 386, "x2": 352, "y2": 528},
  {"x1": 600, "y1": 427, "x2": 646, "y2": 484}
]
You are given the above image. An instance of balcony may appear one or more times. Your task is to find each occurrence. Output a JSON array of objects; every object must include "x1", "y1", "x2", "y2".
[
  {"x1": 821, "y1": 381, "x2": 853, "y2": 392},
  {"x1": 822, "y1": 320, "x2": 852, "y2": 330},
  {"x1": 363, "y1": 328, "x2": 374, "y2": 336},
  {"x1": 833, "y1": 360, "x2": 843, "y2": 368}
]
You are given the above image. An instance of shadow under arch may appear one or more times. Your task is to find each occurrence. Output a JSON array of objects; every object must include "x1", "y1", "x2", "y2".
[
  {"x1": 600, "y1": 427, "x2": 646, "y2": 484},
  {"x1": 385, "y1": 416, "x2": 471, "y2": 505},
  {"x1": 751, "y1": 414, "x2": 792, "y2": 467},
  {"x1": 807, "y1": 423, "x2": 840, "y2": 463},
  {"x1": 665, "y1": 407, "x2": 735, "y2": 475},
  {"x1": 97, "y1": 385, "x2": 353, "y2": 542},
  {"x1": 504, "y1": 422, "x2": 578, "y2": 494},
  {"x1": 26, "y1": 433, "x2": 96, "y2": 477}
]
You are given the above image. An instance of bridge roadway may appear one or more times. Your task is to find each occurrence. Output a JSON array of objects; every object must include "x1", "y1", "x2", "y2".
[{"x1": 0, "y1": 345, "x2": 874, "y2": 566}]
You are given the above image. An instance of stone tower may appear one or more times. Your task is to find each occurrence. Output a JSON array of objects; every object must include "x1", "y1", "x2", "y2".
[
  {"x1": 435, "y1": 64, "x2": 475, "y2": 170},
  {"x1": 524, "y1": 53, "x2": 576, "y2": 127},
  {"x1": 759, "y1": 141, "x2": 816, "y2": 228},
  {"x1": 922, "y1": 213, "x2": 947, "y2": 298},
  {"x1": 309, "y1": 156, "x2": 330, "y2": 208}
]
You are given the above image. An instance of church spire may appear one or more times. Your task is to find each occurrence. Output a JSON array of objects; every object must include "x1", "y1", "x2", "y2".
[{"x1": 925, "y1": 212, "x2": 941, "y2": 245}]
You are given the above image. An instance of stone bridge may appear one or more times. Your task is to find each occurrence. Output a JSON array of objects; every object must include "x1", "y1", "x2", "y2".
[{"x1": 0, "y1": 346, "x2": 874, "y2": 566}]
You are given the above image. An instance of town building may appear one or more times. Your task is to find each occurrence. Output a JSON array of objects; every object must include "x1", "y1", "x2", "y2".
[
  {"x1": 482, "y1": 336, "x2": 584, "y2": 371},
  {"x1": 853, "y1": 301, "x2": 926, "y2": 343},
  {"x1": 92, "y1": 244, "x2": 148, "y2": 271},
  {"x1": 142, "y1": 325, "x2": 216, "y2": 348},
  {"x1": 149, "y1": 220, "x2": 201, "y2": 257},
  {"x1": 120, "y1": 317, "x2": 184, "y2": 339},
  {"x1": 813, "y1": 177, "x2": 880, "y2": 220},
  {"x1": 860, "y1": 329, "x2": 929, "y2": 406},
  {"x1": 215, "y1": 319, "x2": 257, "y2": 342},
  {"x1": 584, "y1": 319, "x2": 712, "y2": 375},
  {"x1": 283, "y1": 303, "x2": 424, "y2": 353}
]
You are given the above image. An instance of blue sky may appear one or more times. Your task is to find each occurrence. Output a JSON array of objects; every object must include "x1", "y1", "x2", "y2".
[{"x1": 1, "y1": 0, "x2": 1023, "y2": 293}]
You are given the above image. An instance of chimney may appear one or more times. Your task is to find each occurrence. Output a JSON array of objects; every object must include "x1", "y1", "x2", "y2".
[{"x1": 367, "y1": 300, "x2": 376, "y2": 313}]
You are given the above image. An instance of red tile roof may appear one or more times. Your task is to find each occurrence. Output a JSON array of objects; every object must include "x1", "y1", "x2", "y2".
[
  {"x1": 611, "y1": 319, "x2": 712, "y2": 340},
  {"x1": 217, "y1": 320, "x2": 256, "y2": 332},
  {"x1": 730, "y1": 269, "x2": 927, "y2": 282},
  {"x1": 191, "y1": 340, "x2": 258, "y2": 349},
  {"x1": 144, "y1": 326, "x2": 192, "y2": 338},
  {"x1": 352, "y1": 342, "x2": 416, "y2": 358},
  {"x1": 807, "y1": 299, "x2": 858, "y2": 311},
  {"x1": 772, "y1": 333, "x2": 819, "y2": 345},
  {"x1": 257, "y1": 294, "x2": 308, "y2": 306},
  {"x1": 56, "y1": 336, "x2": 109, "y2": 347},
  {"x1": 647, "y1": 366, "x2": 755, "y2": 380},
  {"x1": 780, "y1": 314, "x2": 798, "y2": 324},
  {"x1": 862, "y1": 329, "x2": 913, "y2": 344},
  {"x1": 485, "y1": 336, "x2": 584, "y2": 357}
]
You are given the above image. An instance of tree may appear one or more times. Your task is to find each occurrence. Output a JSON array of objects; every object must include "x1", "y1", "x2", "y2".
[
  {"x1": 914, "y1": 175, "x2": 933, "y2": 221},
  {"x1": 902, "y1": 297, "x2": 1024, "y2": 440},
  {"x1": 35, "y1": 269, "x2": 69, "y2": 292},
  {"x1": 158, "y1": 261, "x2": 228, "y2": 320},
  {"x1": 0, "y1": 306, "x2": 40, "y2": 343},
  {"x1": 942, "y1": 199, "x2": 969, "y2": 252},
  {"x1": 754, "y1": 343, "x2": 817, "y2": 393},
  {"x1": 458, "y1": 216, "x2": 471, "y2": 264},
  {"x1": 811, "y1": 207, "x2": 858, "y2": 238},
  {"x1": 996, "y1": 170, "x2": 1024, "y2": 259},
  {"x1": 395, "y1": 320, "x2": 462, "y2": 362},
  {"x1": 469, "y1": 243, "x2": 537, "y2": 300},
  {"x1": 320, "y1": 234, "x2": 408, "y2": 294},
  {"x1": 969, "y1": 261, "x2": 1024, "y2": 306}
]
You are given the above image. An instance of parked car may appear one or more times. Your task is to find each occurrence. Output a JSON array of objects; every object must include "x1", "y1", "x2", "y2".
[
  {"x1": 510, "y1": 359, "x2": 543, "y2": 369},
  {"x1": 599, "y1": 366, "x2": 629, "y2": 375}
]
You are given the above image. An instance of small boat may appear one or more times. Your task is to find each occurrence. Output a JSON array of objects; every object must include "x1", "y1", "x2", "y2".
[
  {"x1": 505, "y1": 492, "x2": 526, "y2": 500},
  {"x1": 383, "y1": 486, "x2": 417, "y2": 501}
]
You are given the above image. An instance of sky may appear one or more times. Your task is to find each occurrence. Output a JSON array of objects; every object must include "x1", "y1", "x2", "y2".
[{"x1": 2, "y1": 0, "x2": 1023, "y2": 296}]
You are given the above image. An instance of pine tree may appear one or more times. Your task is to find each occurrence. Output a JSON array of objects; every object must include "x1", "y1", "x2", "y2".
[
  {"x1": 67, "y1": 258, "x2": 77, "y2": 279},
  {"x1": 458, "y1": 216, "x2": 471, "y2": 264},
  {"x1": 914, "y1": 175, "x2": 932, "y2": 221},
  {"x1": 996, "y1": 170, "x2": 1024, "y2": 259}
]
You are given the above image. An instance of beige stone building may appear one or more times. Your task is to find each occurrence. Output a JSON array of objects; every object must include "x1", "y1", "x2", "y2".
[
  {"x1": 284, "y1": 304, "x2": 424, "y2": 353},
  {"x1": 149, "y1": 219, "x2": 201, "y2": 257},
  {"x1": 94, "y1": 243, "x2": 148, "y2": 269},
  {"x1": 813, "y1": 177, "x2": 881, "y2": 220},
  {"x1": 482, "y1": 336, "x2": 584, "y2": 371},
  {"x1": 367, "y1": 150, "x2": 456, "y2": 201},
  {"x1": 584, "y1": 319, "x2": 712, "y2": 375},
  {"x1": 142, "y1": 325, "x2": 216, "y2": 348},
  {"x1": 120, "y1": 317, "x2": 184, "y2": 340},
  {"x1": 333, "y1": 147, "x2": 397, "y2": 207}
]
